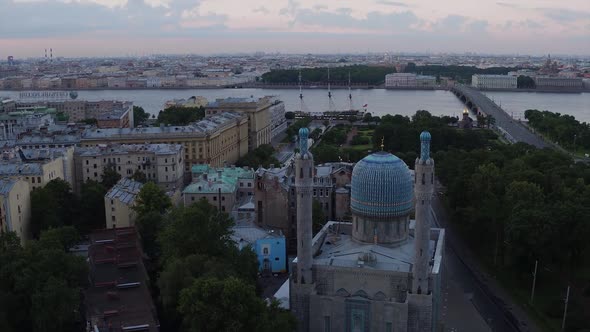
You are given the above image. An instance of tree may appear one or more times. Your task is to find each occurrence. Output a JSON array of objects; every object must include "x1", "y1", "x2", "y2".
[
  {"x1": 363, "y1": 112, "x2": 373, "y2": 123},
  {"x1": 30, "y1": 179, "x2": 78, "y2": 237},
  {"x1": 133, "y1": 106, "x2": 150, "y2": 125},
  {"x1": 78, "y1": 181, "x2": 107, "y2": 233},
  {"x1": 0, "y1": 228, "x2": 87, "y2": 332},
  {"x1": 158, "y1": 199, "x2": 234, "y2": 262},
  {"x1": 82, "y1": 118, "x2": 97, "y2": 125},
  {"x1": 517, "y1": 75, "x2": 536, "y2": 89},
  {"x1": 285, "y1": 111, "x2": 295, "y2": 120},
  {"x1": 100, "y1": 166, "x2": 121, "y2": 188},
  {"x1": 157, "y1": 106, "x2": 205, "y2": 126},
  {"x1": 130, "y1": 169, "x2": 148, "y2": 184},
  {"x1": 133, "y1": 182, "x2": 171, "y2": 217},
  {"x1": 31, "y1": 277, "x2": 80, "y2": 332},
  {"x1": 178, "y1": 277, "x2": 295, "y2": 332},
  {"x1": 135, "y1": 211, "x2": 164, "y2": 259},
  {"x1": 236, "y1": 144, "x2": 280, "y2": 168}
]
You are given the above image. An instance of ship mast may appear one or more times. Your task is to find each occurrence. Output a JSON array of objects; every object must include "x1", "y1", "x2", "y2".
[
  {"x1": 348, "y1": 71, "x2": 353, "y2": 111},
  {"x1": 299, "y1": 69, "x2": 303, "y2": 112},
  {"x1": 327, "y1": 67, "x2": 336, "y2": 113}
]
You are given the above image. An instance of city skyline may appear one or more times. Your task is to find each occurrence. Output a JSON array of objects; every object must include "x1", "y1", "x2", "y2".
[{"x1": 1, "y1": 0, "x2": 590, "y2": 58}]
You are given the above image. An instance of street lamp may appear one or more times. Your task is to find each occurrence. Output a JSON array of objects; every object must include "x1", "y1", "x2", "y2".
[
  {"x1": 530, "y1": 260, "x2": 538, "y2": 303},
  {"x1": 562, "y1": 285, "x2": 570, "y2": 332}
]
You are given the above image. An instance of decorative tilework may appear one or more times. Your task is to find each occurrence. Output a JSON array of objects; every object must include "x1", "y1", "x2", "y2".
[{"x1": 351, "y1": 152, "x2": 413, "y2": 218}]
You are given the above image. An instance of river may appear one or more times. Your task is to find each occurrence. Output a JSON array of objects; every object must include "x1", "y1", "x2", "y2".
[{"x1": 2, "y1": 89, "x2": 589, "y2": 122}]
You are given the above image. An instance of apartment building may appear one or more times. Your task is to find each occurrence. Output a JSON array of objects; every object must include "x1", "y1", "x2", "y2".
[
  {"x1": 206, "y1": 97, "x2": 276, "y2": 149},
  {"x1": 104, "y1": 178, "x2": 142, "y2": 229},
  {"x1": 183, "y1": 164, "x2": 254, "y2": 213},
  {"x1": 74, "y1": 143, "x2": 184, "y2": 193},
  {"x1": 0, "y1": 157, "x2": 65, "y2": 191},
  {"x1": 0, "y1": 178, "x2": 31, "y2": 243},
  {"x1": 80, "y1": 112, "x2": 249, "y2": 170}
]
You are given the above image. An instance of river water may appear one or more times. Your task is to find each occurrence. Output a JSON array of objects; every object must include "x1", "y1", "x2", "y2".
[{"x1": 2, "y1": 89, "x2": 589, "y2": 122}]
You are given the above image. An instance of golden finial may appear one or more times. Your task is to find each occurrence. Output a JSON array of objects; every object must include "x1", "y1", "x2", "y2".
[{"x1": 381, "y1": 136, "x2": 385, "y2": 151}]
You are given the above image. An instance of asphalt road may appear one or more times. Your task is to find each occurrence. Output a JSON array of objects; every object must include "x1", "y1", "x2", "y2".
[
  {"x1": 431, "y1": 188, "x2": 537, "y2": 332},
  {"x1": 455, "y1": 86, "x2": 550, "y2": 149}
]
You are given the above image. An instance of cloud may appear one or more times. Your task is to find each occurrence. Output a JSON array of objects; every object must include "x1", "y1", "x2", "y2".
[
  {"x1": 292, "y1": 7, "x2": 420, "y2": 32},
  {"x1": 253, "y1": 6, "x2": 269, "y2": 14},
  {"x1": 375, "y1": 0, "x2": 409, "y2": 7},
  {"x1": 537, "y1": 8, "x2": 590, "y2": 23},
  {"x1": 496, "y1": 2, "x2": 519, "y2": 8}
]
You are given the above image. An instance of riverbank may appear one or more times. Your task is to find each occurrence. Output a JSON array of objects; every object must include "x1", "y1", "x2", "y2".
[{"x1": 1, "y1": 86, "x2": 588, "y2": 93}]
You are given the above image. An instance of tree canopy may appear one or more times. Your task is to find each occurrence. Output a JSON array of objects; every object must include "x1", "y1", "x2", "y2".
[
  {"x1": 236, "y1": 144, "x2": 280, "y2": 169},
  {"x1": 525, "y1": 109, "x2": 590, "y2": 152},
  {"x1": 133, "y1": 106, "x2": 150, "y2": 126},
  {"x1": 157, "y1": 106, "x2": 205, "y2": 126},
  {"x1": 261, "y1": 65, "x2": 396, "y2": 85},
  {"x1": 0, "y1": 228, "x2": 87, "y2": 332}
]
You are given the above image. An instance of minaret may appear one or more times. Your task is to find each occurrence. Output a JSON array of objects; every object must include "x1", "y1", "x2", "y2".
[
  {"x1": 412, "y1": 131, "x2": 434, "y2": 295},
  {"x1": 295, "y1": 127, "x2": 313, "y2": 285},
  {"x1": 291, "y1": 127, "x2": 314, "y2": 332}
]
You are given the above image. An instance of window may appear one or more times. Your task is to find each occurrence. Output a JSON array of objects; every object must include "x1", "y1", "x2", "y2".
[
  {"x1": 85, "y1": 160, "x2": 89, "y2": 165},
  {"x1": 247, "y1": 182, "x2": 251, "y2": 187},
  {"x1": 32, "y1": 177, "x2": 35, "y2": 184},
  {"x1": 37, "y1": 177, "x2": 41, "y2": 183},
  {"x1": 421, "y1": 173, "x2": 425, "y2": 185},
  {"x1": 324, "y1": 316, "x2": 331, "y2": 332},
  {"x1": 191, "y1": 197, "x2": 195, "y2": 201},
  {"x1": 386, "y1": 322, "x2": 393, "y2": 332},
  {"x1": 221, "y1": 196, "x2": 225, "y2": 201},
  {"x1": 240, "y1": 182, "x2": 244, "y2": 187},
  {"x1": 221, "y1": 206, "x2": 226, "y2": 212},
  {"x1": 112, "y1": 216, "x2": 115, "y2": 221},
  {"x1": 263, "y1": 247, "x2": 269, "y2": 255},
  {"x1": 213, "y1": 196, "x2": 217, "y2": 201}
]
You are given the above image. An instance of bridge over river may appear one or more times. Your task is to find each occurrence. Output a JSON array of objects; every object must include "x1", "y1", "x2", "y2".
[{"x1": 451, "y1": 85, "x2": 550, "y2": 149}]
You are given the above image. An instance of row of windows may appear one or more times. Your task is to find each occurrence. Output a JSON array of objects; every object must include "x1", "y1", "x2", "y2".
[{"x1": 323, "y1": 316, "x2": 392, "y2": 332}]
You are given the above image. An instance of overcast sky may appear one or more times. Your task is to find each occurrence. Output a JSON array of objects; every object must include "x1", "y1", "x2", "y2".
[{"x1": 1, "y1": 0, "x2": 589, "y2": 58}]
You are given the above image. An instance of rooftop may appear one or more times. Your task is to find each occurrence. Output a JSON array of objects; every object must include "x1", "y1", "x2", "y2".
[
  {"x1": 0, "y1": 162, "x2": 43, "y2": 176},
  {"x1": 106, "y1": 178, "x2": 143, "y2": 206},
  {"x1": 85, "y1": 227, "x2": 158, "y2": 332},
  {"x1": 184, "y1": 165, "x2": 253, "y2": 195},
  {"x1": 0, "y1": 178, "x2": 18, "y2": 195},
  {"x1": 76, "y1": 143, "x2": 182, "y2": 157},
  {"x1": 311, "y1": 221, "x2": 444, "y2": 274},
  {"x1": 81, "y1": 112, "x2": 246, "y2": 140}
]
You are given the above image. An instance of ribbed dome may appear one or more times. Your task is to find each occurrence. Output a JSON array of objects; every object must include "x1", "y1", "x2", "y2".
[{"x1": 351, "y1": 152, "x2": 414, "y2": 218}]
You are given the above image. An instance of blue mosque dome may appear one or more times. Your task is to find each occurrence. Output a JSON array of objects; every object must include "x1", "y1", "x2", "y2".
[{"x1": 351, "y1": 152, "x2": 414, "y2": 218}]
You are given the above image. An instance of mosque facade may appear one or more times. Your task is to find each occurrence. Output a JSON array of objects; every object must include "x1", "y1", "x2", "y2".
[{"x1": 289, "y1": 128, "x2": 445, "y2": 332}]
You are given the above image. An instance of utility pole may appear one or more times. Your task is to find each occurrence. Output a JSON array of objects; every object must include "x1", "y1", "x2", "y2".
[
  {"x1": 561, "y1": 285, "x2": 570, "y2": 331},
  {"x1": 530, "y1": 260, "x2": 538, "y2": 303}
]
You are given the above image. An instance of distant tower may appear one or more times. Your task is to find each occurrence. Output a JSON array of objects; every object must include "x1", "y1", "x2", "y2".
[
  {"x1": 291, "y1": 127, "x2": 314, "y2": 332},
  {"x1": 412, "y1": 131, "x2": 434, "y2": 295},
  {"x1": 45, "y1": 49, "x2": 47, "y2": 60},
  {"x1": 50, "y1": 48, "x2": 53, "y2": 62}
]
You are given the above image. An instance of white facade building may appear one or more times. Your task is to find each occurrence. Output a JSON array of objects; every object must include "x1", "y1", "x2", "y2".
[
  {"x1": 385, "y1": 73, "x2": 436, "y2": 88},
  {"x1": 471, "y1": 75, "x2": 517, "y2": 89}
]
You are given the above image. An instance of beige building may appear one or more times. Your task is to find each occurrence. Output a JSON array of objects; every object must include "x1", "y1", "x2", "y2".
[
  {"x1": 104, "y1": 178, "x2": 143, "y2": 229},
  {"x1": 0, "y1": 157, "x2": 65, "y2": 191},
  {"x1": 0, "y1": 178, "x2": 31, "y2": 243},
  {"x1": 206, "y1": 97, "x2": 274, "y2": 150},
  {"x1": 80, "y1": 112, "x2": 249, "y2": 171},
  {"x1": 74, "y1": 144, "x2": 184, "y2": 193},
  {"x1": 471, "y1": 74, "x2": 517, "y2": 89}
]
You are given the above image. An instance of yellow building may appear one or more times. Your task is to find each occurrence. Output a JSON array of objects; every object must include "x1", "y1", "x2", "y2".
[
  {"x1": 74, "y1": 144, "x2": 184, "y2": 193},
  {"x1": 0, "y1": 178, "x2": 31, "y2": 243},
  {"x1": 81, "y1": 112, "x2": 249, "y2": 171},
  {"x1": 0, "y1": 157, "x2": 65, "y2": 191},
  {"x1": 104, "y1": 178, "x2": 142, "y2": 229},
  {"x1": 206, "y1": 97, "x2": 274, "y2": 150}
]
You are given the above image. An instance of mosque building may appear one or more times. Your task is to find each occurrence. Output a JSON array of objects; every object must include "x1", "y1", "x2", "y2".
[{"x1": 288, "y1": 128, "x2": 445, "y2": 332}]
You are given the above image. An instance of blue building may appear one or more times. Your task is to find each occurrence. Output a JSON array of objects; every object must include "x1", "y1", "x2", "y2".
[{"x1": 232, "y1": 224, "x2": 287, "y2": 274}]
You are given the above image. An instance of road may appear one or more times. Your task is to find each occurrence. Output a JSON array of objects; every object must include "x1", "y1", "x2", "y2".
[
  {"x1": 454, "y1": 86, "x2": 549, "y2": 149},
  {"x1": 432, "y1": 185, "x2": 539, "y2": 332}
]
